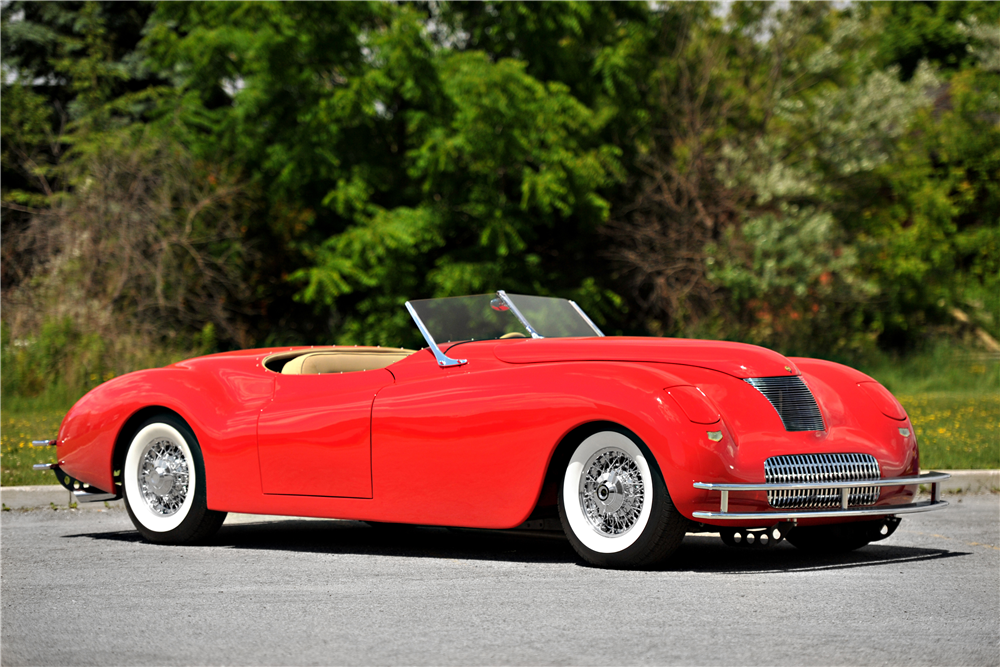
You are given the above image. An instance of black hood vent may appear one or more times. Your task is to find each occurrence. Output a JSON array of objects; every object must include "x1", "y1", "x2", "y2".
[{"x1": 745, "y1": 376, "x2": 826, "y2": 432}]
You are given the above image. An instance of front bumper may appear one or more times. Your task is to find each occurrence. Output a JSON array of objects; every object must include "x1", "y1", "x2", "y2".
[{"x1": 692, "y1": 471, "x2": 950, "y2": 520}]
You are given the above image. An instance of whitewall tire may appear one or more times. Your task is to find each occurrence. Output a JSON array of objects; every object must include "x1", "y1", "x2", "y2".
[
  {"x1": 122, "y1": 414, "x2": 226, "y2": 544},
  {"x1": 558, "y1": 429, "x2": 687, "y2": 569}
]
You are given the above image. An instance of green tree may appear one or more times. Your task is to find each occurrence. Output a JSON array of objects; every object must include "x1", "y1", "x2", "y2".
[
  {"x1": 870, "y1": 1, "x2": 1000, "y2": 79},
  {"x1": 609, "y1": 2, "x2": 999, "y2": 355},
  {"x1": 5, "y1": 0, "x2": 999, "y2": 397},
  {"x1": 144, "y1": 2, "x2": 627, "y2": 345},
  {"x1": 2, "y1": 1, "x2": 257, "y2": 408}
]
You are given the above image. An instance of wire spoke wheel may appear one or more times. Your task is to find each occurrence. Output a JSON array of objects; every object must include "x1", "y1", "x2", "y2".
[
  {"x1": 558, "y1": 429, "x2": 687, "y2": 569},
  {"x1": 123, "y1": 414, "x2": 226, "y2": 544},
  {"x1": 580, "y1": 448, "x2": 645, "y2": 536},
  {"x1": 138, "y1": 437, "x2": 191, "y2": 516}
]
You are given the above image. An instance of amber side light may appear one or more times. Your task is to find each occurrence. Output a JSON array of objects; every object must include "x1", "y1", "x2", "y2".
[
  {"x1": 857, "y1": 381, "x2": 907, "y2": 420},
  {"x1": 665, "y1": 386, "x2": 721, "y2": 424}
]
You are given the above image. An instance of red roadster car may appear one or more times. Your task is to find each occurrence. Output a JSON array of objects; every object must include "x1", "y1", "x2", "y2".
[{"x1": 34, "y1": 291, "x2": 948, "y2": 568}]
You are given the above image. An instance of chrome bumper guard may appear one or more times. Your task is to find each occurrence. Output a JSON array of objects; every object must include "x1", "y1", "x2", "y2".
[
  {"x1": 73, "y1": 489, "x2": 117, "y2": 503},
  {"x1": 32, "y1": 463, "x2": 118, "y2": 502},
  {"x1": 692, "y1": 471, "x2": 950, "y2": 520}
]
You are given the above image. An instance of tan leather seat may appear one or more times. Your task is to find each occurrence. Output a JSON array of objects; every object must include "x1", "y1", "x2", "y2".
[{"x1": 281, "y1": 349, "x2": 415, "y2": 375}]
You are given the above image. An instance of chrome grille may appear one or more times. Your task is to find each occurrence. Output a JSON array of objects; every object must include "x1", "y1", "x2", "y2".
[
  {"x1": 745, "y1": 376, "x2": 825, "y2": 431},
  {"x1": 764, "y1": 454, "x2": 881, "y2": 509}
]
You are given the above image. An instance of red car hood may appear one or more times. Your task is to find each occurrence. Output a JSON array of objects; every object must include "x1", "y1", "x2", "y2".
[{"x1": 491, "y1": 336, "x2": 799, "y2": 379}]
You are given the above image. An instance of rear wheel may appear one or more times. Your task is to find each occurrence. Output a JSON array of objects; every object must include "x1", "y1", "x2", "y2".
[
  {"x1": 558, "y1": 430, "x2": 687, "y2": 569},
  {"x1": 123, "y1": 414, "x2": 226, "y2": 544}
]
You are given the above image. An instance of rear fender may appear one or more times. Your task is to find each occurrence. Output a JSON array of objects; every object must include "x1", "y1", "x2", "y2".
[{"x1": 57, "y1": 366, "x2": 274, "y2": 506}]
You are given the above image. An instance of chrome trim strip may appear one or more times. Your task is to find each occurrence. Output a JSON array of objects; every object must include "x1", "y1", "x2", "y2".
[
  {"x1": 496, "y1": 291, "x2": 542, "y2": 339},
  {"x1": 692, "y1": 499, "x2": 948, "y2": 520},
  {"x1": 568, "y1": 300, "x2": 605, "y2": 337},
  {"x1": 32, "y1": 463, "x2": 58, "y2": 471},
  {"x1": 404, "y1": 301, "x2": 467, "y2": 368},
  {"x1": 30, "y1": 439, "x2": 57, "y2": 447},
  {"x1": 693, "y1": 471, "x2": 950, "y2": 492},
  {"x1": 73, "y1": 490, "x2": 118, "y2": 503}
]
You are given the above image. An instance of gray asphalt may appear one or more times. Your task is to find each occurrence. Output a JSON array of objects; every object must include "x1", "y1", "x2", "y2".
[{"x1": 2, "y1": 495, "x2": 998, "y2": 667}]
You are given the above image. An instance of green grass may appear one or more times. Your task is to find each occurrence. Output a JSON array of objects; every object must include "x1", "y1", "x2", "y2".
[
  {"x1": 855, "y1": 345, "x2": 998, "y2": 395},
  {"x1": 856, "y1": 346, "x2": 998, "y2": 470},
  {"x1": 1, "y1": 410, "x2": 67, "y2": 486},
  {"x1": 898, "y1": 392, "x2": 999, "y2": 470}
]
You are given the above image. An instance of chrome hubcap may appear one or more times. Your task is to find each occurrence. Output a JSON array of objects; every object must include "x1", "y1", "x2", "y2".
[
  {"x1": 579, "y1": 447, "x2": 644, "y2": 536},
  {"x1": 139, "y1": 438, "x2": 189, "y2": 516}
]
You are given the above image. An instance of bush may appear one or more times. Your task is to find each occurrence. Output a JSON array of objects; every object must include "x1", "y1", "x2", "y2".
[{"x1": 1, "y1": 317, "x2": 206, "y2": 412}]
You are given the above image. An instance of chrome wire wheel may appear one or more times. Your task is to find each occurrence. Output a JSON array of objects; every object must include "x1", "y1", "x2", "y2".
[
  {"x1": 560, "y1": 431, "x2": 654, "y2": 555},
  {"x1": 138, "y1": 437, "x2": 190, "y2": 516},
  {"x1": 579, "y1": 447, "x2": 645, "y2": 536},
  {"x1": 124, "y1": 421, "x2": 198, "y2": 534},
  {"x1": 123, "y1": 415, "x2": 227, "y2": 544},
  {"x1": 558, "y1": 428, "x2": 688, "y2": 569}
]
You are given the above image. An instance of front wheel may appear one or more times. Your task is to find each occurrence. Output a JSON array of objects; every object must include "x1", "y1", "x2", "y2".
[
  {"x1": 123, "y1": 414, "x2": 226, "y2": 544},
  {"x1": 558, "y1": 430, "x2": 687, "y2": 569}
]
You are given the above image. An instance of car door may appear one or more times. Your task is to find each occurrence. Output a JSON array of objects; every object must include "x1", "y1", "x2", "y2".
[{"x1": 257, "y1": 369, "x2": 393, "y2": 498}]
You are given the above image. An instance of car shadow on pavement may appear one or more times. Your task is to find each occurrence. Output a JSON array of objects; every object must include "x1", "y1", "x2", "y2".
[
  {"x1": 669, "y1": 534, "x2": 969, "y2": 574},
  {"x1": 65, "y1": 519, "x2": 577, "y2": 564},
  {"x1": 65, "y1": 518, "x2": 970, "y2": 573},
  {"x1": 225, "y1": 519, "x2": 580, "y2": 564}
]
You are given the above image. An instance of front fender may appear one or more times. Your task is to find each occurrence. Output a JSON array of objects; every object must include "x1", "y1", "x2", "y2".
[{"x1": 371, "y1": 359, "x2": 725, "y2": 528}]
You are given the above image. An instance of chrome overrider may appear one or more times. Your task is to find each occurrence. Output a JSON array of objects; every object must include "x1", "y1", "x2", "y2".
[
  {"x1": 31, "y1": 462, "x2": 118, "y2": 503},
  {"x1": 691, "y1": 471, "x2": 950, "y2": 520}
]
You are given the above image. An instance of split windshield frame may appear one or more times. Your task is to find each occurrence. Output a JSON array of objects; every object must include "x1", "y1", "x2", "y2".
[{"x1": 405, "y1": 290, "x2": 603, "y2": 368}]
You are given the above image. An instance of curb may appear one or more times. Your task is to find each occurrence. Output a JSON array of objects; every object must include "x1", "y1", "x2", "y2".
[
  {"x1": 938, "y1": 469, "x2": 1000, "y2": 494},
  {"x1": 1, "y1": 485, "x2": 122, "y2": 511},
  {"x1": 3, "y1": 470, "x2": 997, "y2": 511}
]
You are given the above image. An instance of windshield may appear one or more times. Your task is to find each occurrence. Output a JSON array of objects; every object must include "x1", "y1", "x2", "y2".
[
  {"x1": 504, "y1": 293, "x2": 599, "y2": 338},
  {"x1": 407, "y1": 294, "x2": 526, "y2": 344},
  {"x1": 406, "y1": 292, "x2": 602, "y2": 345}
]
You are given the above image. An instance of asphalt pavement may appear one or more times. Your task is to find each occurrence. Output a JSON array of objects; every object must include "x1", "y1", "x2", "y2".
[{"x1": 2, "y1": 494, "x2": 997, "y2": 666}]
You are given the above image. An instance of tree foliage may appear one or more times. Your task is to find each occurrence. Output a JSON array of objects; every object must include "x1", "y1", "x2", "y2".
[{"x1": 2, "y1": 1, "x2": 998, "y2": 400}]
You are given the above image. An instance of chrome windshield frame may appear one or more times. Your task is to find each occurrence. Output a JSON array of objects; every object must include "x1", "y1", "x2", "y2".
[
  {"x1": 404, "y1": 301, "x2": 468, "y2": 367},
  {"x1": 568, "y1": 299, "x2": 605, "y2": 336},
  {"x1": 496, "y1": 290, "x2": 542, "y2": 339},
  {"x1": 405, "y1": 290, "x2": 603, "y2": 368}
]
